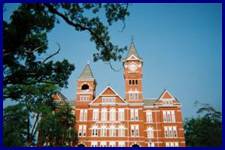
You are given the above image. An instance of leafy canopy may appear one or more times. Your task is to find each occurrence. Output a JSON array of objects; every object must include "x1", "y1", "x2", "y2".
[{"x1": 3, "y1": 3, "x2": 129, "y2": 146}]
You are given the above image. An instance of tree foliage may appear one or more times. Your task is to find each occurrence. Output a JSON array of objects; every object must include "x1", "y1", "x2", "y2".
[
  {"x1": 184, "y1": 103, "x2": 222, "y2": 146},
  {"x1": 3, "y1": 104, "x2": 29, "y2": 146},
  {"x1": 3, "y1": 3, "x2": 129, "y2": 146},
  {"x1": 38, "y1": 102, "x2": 78, "y2": 146}
]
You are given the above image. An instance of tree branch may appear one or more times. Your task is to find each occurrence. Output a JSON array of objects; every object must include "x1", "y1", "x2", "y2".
[
  {"x1": 45, "y1": 4, "x2": 110, "y2": 53},
  {"x1": 42, "y1": 43, "x2": 61, "y2": 63},
  {"x1": 105, "y1": 61, "x2": 122, "y2": 72}
]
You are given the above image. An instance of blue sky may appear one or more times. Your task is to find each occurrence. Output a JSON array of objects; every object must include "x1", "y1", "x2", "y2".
[{"x1": 4, "y1": 3, "x2": 222, "y2": 118}]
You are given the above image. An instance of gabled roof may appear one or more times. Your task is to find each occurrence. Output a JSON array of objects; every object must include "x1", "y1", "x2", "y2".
[
  {"x1": 158, "y1": 89, "x2": 175, "y2": 100},
  {"x1": 78, "y1": 64, "x2": 95, "y2": 80},
  {"x1": 123, "y1": 41, "x2": 142, "y2": 61},
  {"x1": 90, "y1": 86, "x2": 127, "y2": 104}
]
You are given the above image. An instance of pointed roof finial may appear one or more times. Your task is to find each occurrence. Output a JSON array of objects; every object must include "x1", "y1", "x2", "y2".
[
  {"x1": 131, "y1": 35, "x2": 134, "y2": 43},
  {"x1": 122, "y1": 36, "x2": 143, "y2": 62},
  {"x1": 87, "y1": 60, "x2": 90, "y2": 65}
]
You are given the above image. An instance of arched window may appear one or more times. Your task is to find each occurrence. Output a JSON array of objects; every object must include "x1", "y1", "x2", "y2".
[{"x1": 81, "y1": 84, "x2": 89, "y2": 90}]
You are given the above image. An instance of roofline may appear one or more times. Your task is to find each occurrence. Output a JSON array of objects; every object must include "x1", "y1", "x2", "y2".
[
  {"x1": 90, "y1": 86, "x2": 127, "y2": 104},
  {"x1": 158, "y1": 89, "x2": 178, "y2": 101}
]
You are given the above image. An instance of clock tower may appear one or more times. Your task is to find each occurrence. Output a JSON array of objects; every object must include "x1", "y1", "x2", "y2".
[{"x1": 123, "y1": 40, "x2": 143, "y2": 103}]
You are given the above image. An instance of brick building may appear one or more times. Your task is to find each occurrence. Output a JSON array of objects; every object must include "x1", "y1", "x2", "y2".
[{"x1": 74, "y1": 41, "x2": 185, "y2": 147}]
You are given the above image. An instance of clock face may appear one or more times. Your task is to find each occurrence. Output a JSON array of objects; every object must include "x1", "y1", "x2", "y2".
[{"x1": 128, "y1": 63, "x2": 138, "y2": 72}]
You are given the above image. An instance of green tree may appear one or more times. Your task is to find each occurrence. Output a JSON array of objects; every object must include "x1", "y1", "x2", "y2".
[
  {"x1": 184, "y1": 103, "x2": 222, "y2": 146},
  {"x1": 38, "y1": 102, "x2": 78, "y2": 146},
  {"x1": 3, "y1": 104, "x2": 28, "y2": 146},
  {"x1": 3, "y1": 3, "x2": 129, "y2": 146}
]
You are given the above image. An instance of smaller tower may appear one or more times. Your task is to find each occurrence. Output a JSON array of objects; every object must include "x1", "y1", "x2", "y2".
[{"x1": 76, "y1": 64, "x2": 96, "y2": 105}]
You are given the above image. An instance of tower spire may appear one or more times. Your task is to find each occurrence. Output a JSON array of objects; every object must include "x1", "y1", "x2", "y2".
[
  {"x1": 123, "y1": 36, "x2": 142, "y2": 61},
  {"x1": 78, "y1": 63, "x2": 95, "y2": 80},
  {"x1": 131, "y1": 35, "x2": 134, "y2": 43}
]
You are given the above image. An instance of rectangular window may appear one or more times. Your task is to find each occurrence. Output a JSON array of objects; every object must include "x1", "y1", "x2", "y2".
[
  {"x1": 79, "y1": 109, "x2": 87, "y2": 121},
  {"x1": 148, "y1": 142, "x2": 155, "y2": 147},
  {"x1": 130, "y1": 109, "x2": 139, "y2": 121},
  {"x1": 130, "y1": 109, "x2": 134, "y2": 120},
  {"x1": 165, "y1": 142, "x2": 179, "y2": 147},
  {"x1": 118, "y1": 108, "x2": 125, "y2": 121},
  {"x1": 93, "y1": 109, "x2": 99, "y2": 121},
  {"x1": 101, "y1": 127, "x2": 107, "y2": 137},
  {"x1": 171, "y1": 111, "x2": 176, "y2": 122},
  {"x1": 147, "y1": 127, "x2": 154, "y2": 138},
  {"x1": 100, "y1": 141, "x2": 107, "y2": 147},
  {"x1": 129, "y1": 92, "x2": 139, "y2": 100},
  {"x1": 80, "y1": 109, "x2": 84, "y2": 121},
  {"x1": 80, "y1": 109, "x2": 88, "y2": 121},
  {"x1": 91, "y1": 141, "x2": 98, "y2": 147},
  {"x1": 131, "y1": 125, "x2": 139, "y2": 137},
  {"x1": 102, "y1": 97, "x2": 115, "y2": 104},
  {"x1": 118, "y1": 141, "x2": 126, "y2": 147},
  {"x1": 92, "y1": 127, "x2": 98, "y2": 136},
  {"x1": 118, "y1": 128, "x2": 125, "y2": 137},
  {"x1": 134, "y1": 109, "x2": 139, "y2": 120},
  {"x1": 101, "y1": 108, "x2": 107, "y2": 121},
  {"x1": 146, "y1": 111, "x2": 153, "y2": 123},
  {"x1": 83, "y1": 109, "x2": 87, "y2": 121},
  {"x1": 163, "y1": 110, "x2": 176, "y2": 123},
  {"x1": 164, "y1": 126, "x2": 177, "y2": 138},
  {"x1": 80, "y1": 95, "x2": 89, "y2": 101},
  {"x1": 78, "y1": 125, "x2": 86, "y2": 137},
  {"x1": 109, "y1": 141, "x2": 116, "y2": 147},
  {"x1": 109, "y1": 108, "x2": 116, "y2": 121}
]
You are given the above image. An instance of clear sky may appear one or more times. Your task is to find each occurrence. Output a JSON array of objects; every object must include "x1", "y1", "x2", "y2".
[{"x1": 4, "y1": 3, "x2": 222, "y2": 118}]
